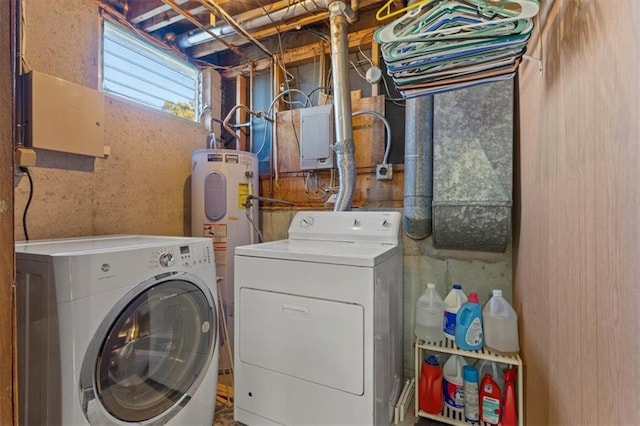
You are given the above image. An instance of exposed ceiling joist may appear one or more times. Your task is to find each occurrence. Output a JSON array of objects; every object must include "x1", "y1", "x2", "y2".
[
  {"x1": 143, "y1": 5, "x2": 208, "y2": 32},
  {"x1": 221, "y1": 27, "x2": 374, "y2": 78},
  {"x1": 129, "y1": 0, "x2": 190, "y2": 23},
  {"x1": 98, "y1": 0, "x2": 388, "y2": 67}
]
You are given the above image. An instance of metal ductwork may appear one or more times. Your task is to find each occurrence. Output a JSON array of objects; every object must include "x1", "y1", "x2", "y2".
[
  {"x1": 328, "y1": 0, "x2": 356, "y2": 211},
  {"x1": 432, "y1": 79, "x2": 513, "y2": 252},
  {"x1": 176, "y1": 0, "x2": 325, "y2": 48},
  {"x1": 403, "y1": 96, "x2": 434, "y2": 239}
]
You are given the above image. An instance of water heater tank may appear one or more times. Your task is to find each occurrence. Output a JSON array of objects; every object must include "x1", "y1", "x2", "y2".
[{"x1": 191, "y1": 149, "x2": 259, "y2": 371}]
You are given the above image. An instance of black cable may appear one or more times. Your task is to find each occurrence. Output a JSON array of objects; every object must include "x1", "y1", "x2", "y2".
[{"x1": 19, "y1": 166, "x2": 33, "y2": 241}]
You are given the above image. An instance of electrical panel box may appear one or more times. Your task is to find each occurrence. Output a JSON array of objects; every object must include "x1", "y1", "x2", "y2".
[
  {"x1": 299, "y1": 104, "x2": 334, "y2": 170},
  {"x1": 23, "y1": 71, "x2": 105, "y2": 157}
]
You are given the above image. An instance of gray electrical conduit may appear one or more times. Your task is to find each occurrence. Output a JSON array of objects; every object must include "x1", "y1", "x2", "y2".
[{"x1": 352, "y1": 110, "x2": 391, "y2": 165}]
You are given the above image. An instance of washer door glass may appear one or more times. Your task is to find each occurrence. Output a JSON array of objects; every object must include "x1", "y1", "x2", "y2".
[{"x1": 95, "y1": 279, "x2": 214, "y2": 422}]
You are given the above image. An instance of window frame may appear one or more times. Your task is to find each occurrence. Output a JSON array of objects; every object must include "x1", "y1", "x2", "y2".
[{"x1": 100, "y1": 19, "x2": 201, "y2": 122}]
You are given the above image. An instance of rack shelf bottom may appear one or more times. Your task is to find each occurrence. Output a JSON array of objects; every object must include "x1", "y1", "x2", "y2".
[{"x1": 417, "y1": 408, "x2": 498, "y2": 426}]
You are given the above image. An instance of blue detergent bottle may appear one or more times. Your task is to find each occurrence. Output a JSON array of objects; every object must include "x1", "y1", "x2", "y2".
[{"x1": 455, "y1": 292, "x2": 483, "y2": 350}]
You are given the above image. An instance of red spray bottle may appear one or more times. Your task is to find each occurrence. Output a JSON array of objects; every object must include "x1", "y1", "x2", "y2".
[{"x1": 502, "y1": 367, "x2": 518, "y2": 426}]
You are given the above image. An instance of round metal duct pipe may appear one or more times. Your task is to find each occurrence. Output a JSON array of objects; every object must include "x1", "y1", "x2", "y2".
[{"x1": 403, "y1": 96, "x2": 434, "y2": 239}]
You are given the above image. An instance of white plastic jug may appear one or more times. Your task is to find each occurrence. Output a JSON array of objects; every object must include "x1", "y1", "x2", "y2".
[
  {"x1": 443, "y1": 355, "x2": 468, "y2": 411},
  {"x1": 414, "y1": 283, "x2": 445, "y2": 342},
  {"x1": 443, "y1": 284, "x2": 467, "y2": 340},
  {"x1": 483, "y1": 289, "x2": 520, "y2": 355},
  {"x1": 476, "y1": 359, "x2": 505, "y2": 395}
]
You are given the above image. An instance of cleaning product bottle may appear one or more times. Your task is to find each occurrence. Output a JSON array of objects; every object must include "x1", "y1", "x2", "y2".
[
  {"x1": 462, "y1": 365, "x2": 479, "y2": 423},
  {"x1": 443, "y1": 283, "x2": 467, "y2": 340},
  {"x1": 480, "y1": 373, "x2": 502, "y2": 425},
  {"x1": 483, "y1": 289, "x2": 520, "y2": 355},
  {"x1": 476, "y1": 360, "x2": 505, "y2": 396},
  {"x1": 455, "y1": 292, "x2": 483, "y2": 351},
  {"x1": 442, "y1": 355, "x2": 468, "y2": 411},
  {"x1": 414, "y1": 283, "x2": 445, "y2": 342},
  {"x1": 418, "y1": 354, "x2": 443, "y2": 414},
  {"x1": 502, "y1": 367, "x2": 518, "y2": 426}
]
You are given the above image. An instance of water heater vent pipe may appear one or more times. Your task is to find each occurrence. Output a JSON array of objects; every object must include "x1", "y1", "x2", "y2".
[{"x1": 328, "y1": 0, "x2": 356, "y2": 211}]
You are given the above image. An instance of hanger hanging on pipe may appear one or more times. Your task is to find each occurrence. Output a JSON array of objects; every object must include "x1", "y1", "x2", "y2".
[{"x1": 375, "y1": 0, "x2": 437, "y2": 22}]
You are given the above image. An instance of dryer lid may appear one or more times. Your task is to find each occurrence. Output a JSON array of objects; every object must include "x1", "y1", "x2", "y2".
[
  {"x1": 235, "y1": 211, "x2": 402, "y2": 267},
  {"x1": 235, "y1": 238, "x2": 399, "y2": 267}
]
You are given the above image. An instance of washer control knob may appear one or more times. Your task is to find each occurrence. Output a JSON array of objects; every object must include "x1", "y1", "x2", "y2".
[
  {"x1": 159, "y1": 252, "x2": 175, "y2": 267},
  {"x1": 382, "y1": 219, "x2": 390, "y2": 227},
  {"x1": 352, "y1": 218, "x2": 360, "y2": 227},
  {"x1": 300, "y1": 216, "x2": 314, "y2": 228}
]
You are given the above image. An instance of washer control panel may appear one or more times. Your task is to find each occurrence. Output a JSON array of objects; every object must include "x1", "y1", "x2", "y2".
[{"x1": 148, "y1": 242, "x2": 213, "y2": 270}]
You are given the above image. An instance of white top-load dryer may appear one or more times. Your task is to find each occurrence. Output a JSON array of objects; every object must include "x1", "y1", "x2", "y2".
[
  {"x1": 15, "y1": 235, "x2": 219, "y2": 426},
  {"x1": 234, "y1": 211, "x2": 403, "y2": 426}
]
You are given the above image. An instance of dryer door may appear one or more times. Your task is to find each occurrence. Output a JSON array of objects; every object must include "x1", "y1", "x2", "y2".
[{"x1": 80, "y1": 273, "x2": 216, "y2": 424}]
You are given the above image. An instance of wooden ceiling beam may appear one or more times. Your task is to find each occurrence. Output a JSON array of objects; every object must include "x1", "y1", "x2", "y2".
[
  {"x1": 187, "y1": 0, "x2": 382, "y2": 58},
  {"x1": 128, "y1": 0, "x2": 190, "y2": 23},
  {"x1": 143, "y1": 5, "x2": 208, "y2": 32},
  {"x1": 221, "y1": 27, "x2": 374, "y2": 78}
]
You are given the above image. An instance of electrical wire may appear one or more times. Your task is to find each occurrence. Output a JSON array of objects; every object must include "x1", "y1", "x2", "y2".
[
  {"x1": 19, "y1": 167, "x2": 33, "y2": 241},
  {"x1": 352, "y1": 110, "x2": 392, "y2": 164}
]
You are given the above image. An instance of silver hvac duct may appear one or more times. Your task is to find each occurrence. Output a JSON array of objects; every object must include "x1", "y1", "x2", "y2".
[
  {"x1": 432, "y1": 80, "x2": 513, "y2": 252},
  {"x1": 328, "y1": 0, "x2": 356, "y2": 211},
  {"x1": 176, "y1": 0, "x2": 324, "y2": 48},
  {"x1": 403, "y1": 96, "x2": 434, "y2": 239}
]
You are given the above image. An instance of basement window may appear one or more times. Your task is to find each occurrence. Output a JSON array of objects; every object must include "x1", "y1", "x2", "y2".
[{"x1": 102, "y1": 20, "x2": 200, "y2": 121}]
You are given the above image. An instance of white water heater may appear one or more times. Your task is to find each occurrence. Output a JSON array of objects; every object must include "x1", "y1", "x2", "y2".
[{"x1": 191, "y1": 149, "x2": 259, "y2": 371}]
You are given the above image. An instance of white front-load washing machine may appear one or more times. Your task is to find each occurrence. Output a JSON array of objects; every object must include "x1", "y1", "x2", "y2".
[
  {"x1": 234, "y1": 211, "x2": 403, "y2": 426},
  {"x1": 15, "y1": 235, "x2": 220, "y2": 426}
]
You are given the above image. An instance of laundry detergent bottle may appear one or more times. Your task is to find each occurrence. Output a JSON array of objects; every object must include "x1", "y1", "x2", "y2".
[
  {"x1": 443, "y1": 284, "x2": 467, "y2": 340},
  {"x1": 414, "y1": 283, "x2": 445, "y2": 342},
  {"x1": 418, "y1": 354, "x2": 444, "y2": 414},
  {"x1": 455, "y1": 292, "x2": 483, "y2": 351}
]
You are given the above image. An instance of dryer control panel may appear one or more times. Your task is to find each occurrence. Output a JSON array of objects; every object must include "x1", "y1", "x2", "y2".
[{"x1": 288, "y1": 211, "x2": 401, "y2": 245}]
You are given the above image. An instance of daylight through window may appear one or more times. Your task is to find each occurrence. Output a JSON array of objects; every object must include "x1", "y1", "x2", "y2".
[{"x1": 102, "y1": 20, "x2": 200, "y2": 121}]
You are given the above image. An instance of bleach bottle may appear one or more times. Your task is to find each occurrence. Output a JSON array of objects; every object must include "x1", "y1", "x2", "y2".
[
  {"x1": 443, "y1": 284, "x2": 467, "y2": 340},
  {"x1": 455, "y1": 292, "x2": 483, "y2": 351},
  {"x1": 442, "y1": 355, "x2": 468, "y2": 411}
]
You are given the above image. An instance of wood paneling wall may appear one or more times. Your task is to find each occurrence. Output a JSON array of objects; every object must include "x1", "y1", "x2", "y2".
[
  {"x1": 0, "y1": 1, "x2": 15, "y2": 423},
  {"x1": 515, "y1": 1, "x2": 640, "y2": 424}
]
